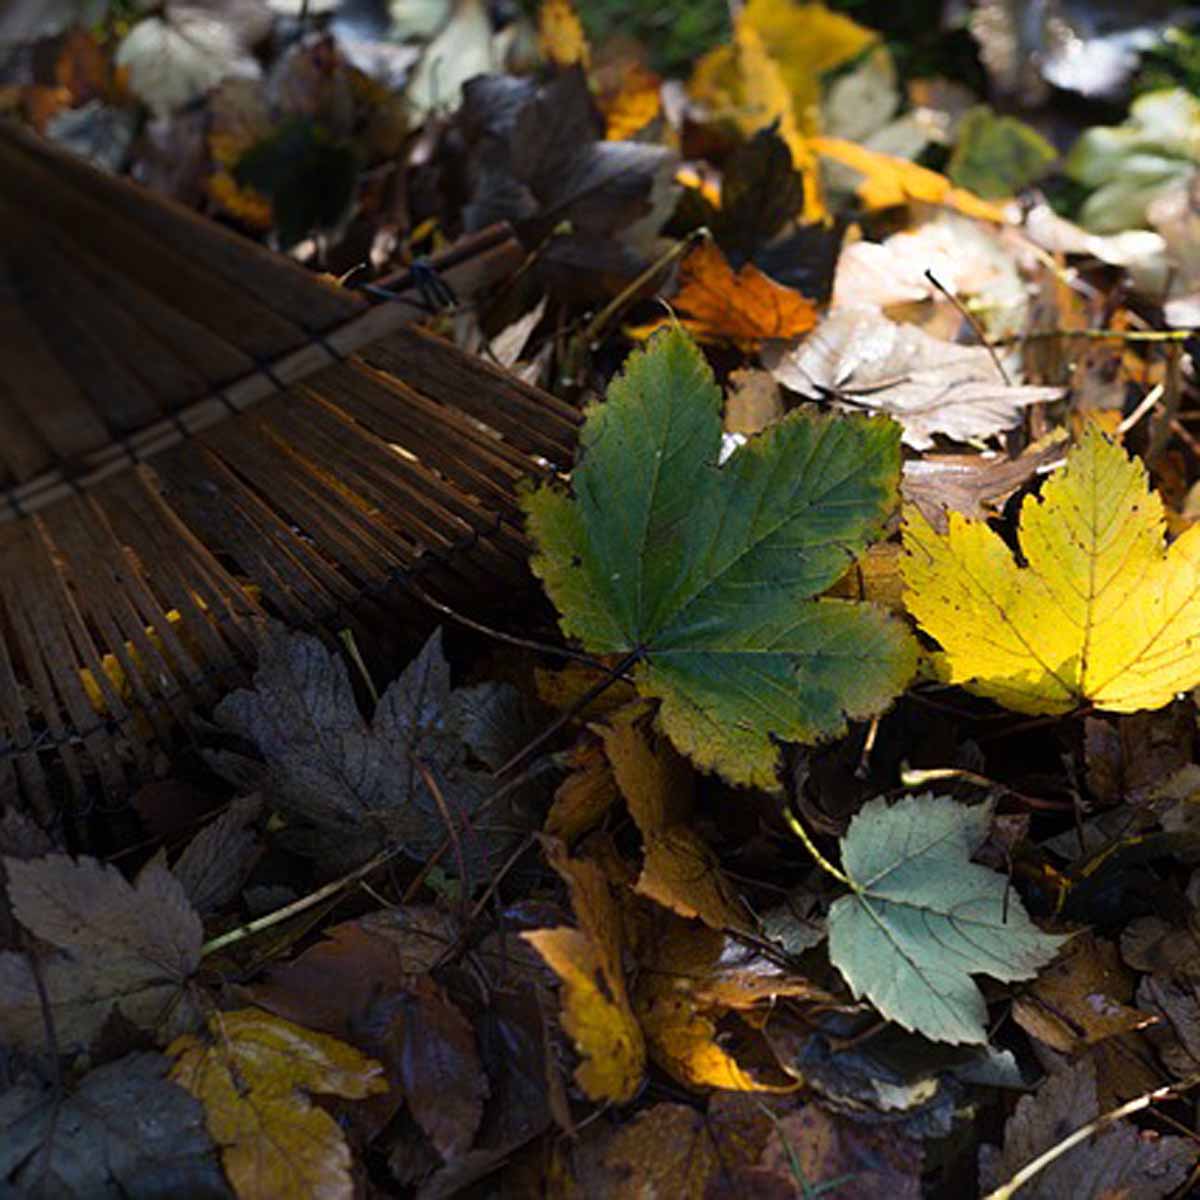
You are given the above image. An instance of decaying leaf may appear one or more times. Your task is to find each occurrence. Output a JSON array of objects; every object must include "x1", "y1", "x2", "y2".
[
  {"x1": 0, "y1": 853, "x2": 203, "y2": 1051},
  {"x1": 523, "y1": 327, "x2": 916, "y2": 789},
  {"x1": 169, "y1": 1008, "x2": 388, "y2": 1200},
  {"x1": 0, "y1": 1052, "x2": 229, "y2": 1199},
  {"x1": 172, "y1": 794, "x2": 263, "y2": 917},
  {"x1": 523, "y1": 840, "x2": 645, "y2": 1103},
  {"x1": 212, "y1": 626, "x2": 529, "y2": 875},
  {"x1": 978, "y1": 1057, "x2": 1197, "y2": 1198},
  {"x1": 827, "y1": 794, "x2": 1064, "y2": 1045},
  {"x1": 458, "y1": 67, "x2": 677, "y2": 250},
  {"x1": 903, "y1": 424, "x2": 1200, "y2": 715},
  {"x1": 766, "y1": 306, "x2": 1062, "y2": 450}
]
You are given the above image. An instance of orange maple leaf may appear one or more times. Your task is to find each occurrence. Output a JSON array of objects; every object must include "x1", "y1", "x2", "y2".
[{"x1": 653, "y1": 241, "x2": 818, "y2": 347}]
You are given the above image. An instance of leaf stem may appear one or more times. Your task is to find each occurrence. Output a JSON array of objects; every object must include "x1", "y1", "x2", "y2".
[
  {"x1": 200, "y1": 844, "x2": 401, "y2": 958},
  {"x1": 783, "y1": 805, "x2": 853, "y2": 888}
]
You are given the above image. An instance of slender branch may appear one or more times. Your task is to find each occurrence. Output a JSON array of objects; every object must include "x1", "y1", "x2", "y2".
[
  {"x1": 924, "y1": 269, "x2": 1010, "y2": 386},
  {"x1": 201, "y1": 844, "x2": 401, "y2": 957},
  {"x1": 981, "y1": 1076, "x2": 1200, "y2": 1200},
  {"x1": 492, "y1": 645, "x2": 646, "y2": 778}
]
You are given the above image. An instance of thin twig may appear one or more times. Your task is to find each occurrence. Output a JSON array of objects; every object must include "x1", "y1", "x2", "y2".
[
  {"x1": 201, "y1": 844, "x2": 401, "y2": 957},
  {"x1": 982, "y1": 1076, "x2": 1200, "y2": 1199},
  {"x1": 492, "y1": 645, "x2": 646, "y2": 779},
  {"x1": 924, "y1": 269, "x2": 1010, "y2": 386}
]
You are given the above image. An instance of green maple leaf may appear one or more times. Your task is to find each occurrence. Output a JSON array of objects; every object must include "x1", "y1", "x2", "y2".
[
  {"x1": 827, "y1": 794, "x2": 1066, "y2": 1045},
  {"x1": 522, "y1": 327, "x2": 916, "y2": 789}
]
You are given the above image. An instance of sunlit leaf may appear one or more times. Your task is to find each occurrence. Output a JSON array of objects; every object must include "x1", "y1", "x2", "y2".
[
  {"x1": 523, "y1": 840, "x2": 645, "y2": 1103},
  {"x1": 902, "y1": 424, "x2": 1200, "y2": 715},
  {"x1": 523, "y1": 327, "x2": 916, "y2": 789},
  {"x1": 169, "y1": 1008, "x2": 388, "y2": 1200},
  {"x1": 826, "y1": 794, "x2": 1065, "y2": 1045},
  {"x1": 632, "y1": 240, "x2": 817, "y2": 347},
  {"x1": 538, "y1": 0, "x2": 589, "y2": 68},
  {"x1": 813, "y1": 136, "x2": 1008, "y2": 221}
]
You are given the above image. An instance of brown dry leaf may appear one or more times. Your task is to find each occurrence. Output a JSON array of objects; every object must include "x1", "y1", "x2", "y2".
[
  {"x1": 523, "y1": 839, "x2": 645, "y2": 1103},
  {"x1": 900, "y1": 433, "x2": 1068, "y2": 532},
  {"x1": 823, "y1": 542, "x2": 906, "y2": 614},
  {"x1": 641, "y1": 240, "x2": 817, "y2": 347},
  {"x1": 169, "y1": 1008, "x2": 388, "y2": 1200},
  {"x1": 598, "y1": 705, "x2": 749, "y2": 931},
  {"x1": 730, "y1": 1103, "x2": 923, "y2": 1199},
  {"x1": 589, "y1": 1095, "x2": 779, "y2": 1197},
  {"x1": 538, "y1": 0, "x2": 589, "y2": 68},
  {"x1": 813, "y1": 136, "x2": 1007, "y2": 221},
  {"x1": 724, "y1": 368, "x2": 784, "y2": 436},
  {"x1": 1012, "y1": 932, "x2": 1156, "y2": 1054},
  {"x1": 766, "y1": 306, "x2": 1062, "y2": 449},
  {"x1": 0, "y1": 853, "x2": 203, "y2": 1051},
  {"x1": 978, "y1": 1056, "x2": 1197, "y2": 1199},
  {"x1": 635, "y1": 914, "x2": 817, "y2": 1092}
]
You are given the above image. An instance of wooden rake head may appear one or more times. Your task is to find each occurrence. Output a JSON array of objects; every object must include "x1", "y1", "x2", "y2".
[{"x1": 0, "y1": 120, "x2": 579, "y2": 820}]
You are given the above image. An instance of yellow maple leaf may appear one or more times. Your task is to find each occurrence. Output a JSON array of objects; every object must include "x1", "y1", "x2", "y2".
[
  {"x1": 812, "y1": 136, "x2": 1008, "y2": 222},
  {"x1": 169, "y1": 1008, "x2": 387, "y2": 1200},
  {"x1": 690, "y1": 18, "x2": 830, "y2": 221},
  {"x1": 538, "y1": 0, "x2": 589, "y2": 67},
  {"x1": 523, "y1": 840, "x2": 645, "y2": 1103},
  {"x1": 902, "y1": 424, "x2": 1200, "y2": 715},
  {"x1": 632, "y1": 241, "x2": 817, "y2": 347}
]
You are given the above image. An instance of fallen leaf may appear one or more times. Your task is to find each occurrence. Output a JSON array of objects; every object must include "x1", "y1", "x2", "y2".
[
  {"x1": 947, "y1": 105, "x2": 1057, "y2": 199},
  {"x1": 212, "y1": 626, "x2": 526, "y2": 876},
  {"x1": 597, "y1": 61, "x2": 660, "y2": 141},
  {"x1": 903, "y1": 424, "x2": 1200, "y2": 715},
  {"x1": 1066, "y1": 88, "x2": 1200, "y2": 234},
  {"x1": 746, "y1": 1103, "x2": 923, "y2": 1199},
  {"x1": 1013, "y1": 932, "x2": 1156, "y2": 1054},
  {"x1": 172, "y1": 795, "x2": 263, "y2": 917},
  {"x1": 813, "y1": 136, "x2": 1008, "y2": 222},
  {"x1": 0, "y1": 1052, "x2": 229, "y2": 1199},
  {"x1": 523, "y1": 840, "x2": 645, "y2": 1103},
  {"x1": 406, "y1": 0, "x2": 497, "y2": 118},
  {"x1": 115, "y1": 1, "x2": 269, "y2": 116},
  {"x1": 826, "y1": 795, "x2": 1064, "y2": 1045},
  {"x1": 0, "y1": 853, "x2": 203, "y2": 1051},
  {"x1": 593, "y1": 1096, "x2": 776, "y2": 1197},
  {"x1": 635, "y1": 911, "x2": 819, "y2": 1091},
  {"x1": 459, "y1": 68, "x2": 677, "y2": 249},
  {"x1": 169, "y1": 1008, "x2": 388, "y2": 1200},
  {"x1": 978, "y1": 1057, "x2": 1197, "y2": 1198},
  {"x1": 538, "y1": 0, "x2": 588, "y2": 68},
  {"x1": 766, "y1": 306, "x2": 1062, "y2": 450},
  {"x1": 661, "y1": 240, "x2": 818, "y2": 347},
  {"x1": 598, "y1": 705, "x2": 749, "y2": 931},
  {"x1": 523, "y1": 327, "x2": 916, "y2": 790}
]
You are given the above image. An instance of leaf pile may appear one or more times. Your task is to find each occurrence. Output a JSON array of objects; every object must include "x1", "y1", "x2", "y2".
[{"x1": 10, "y1": 1, "x2": 1200, "y2": 1198}]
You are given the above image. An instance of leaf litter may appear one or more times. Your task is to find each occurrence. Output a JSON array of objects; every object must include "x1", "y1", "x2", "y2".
[{"x1": 13, "y1": 1, "x2": 1200, "y2": 1197}]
